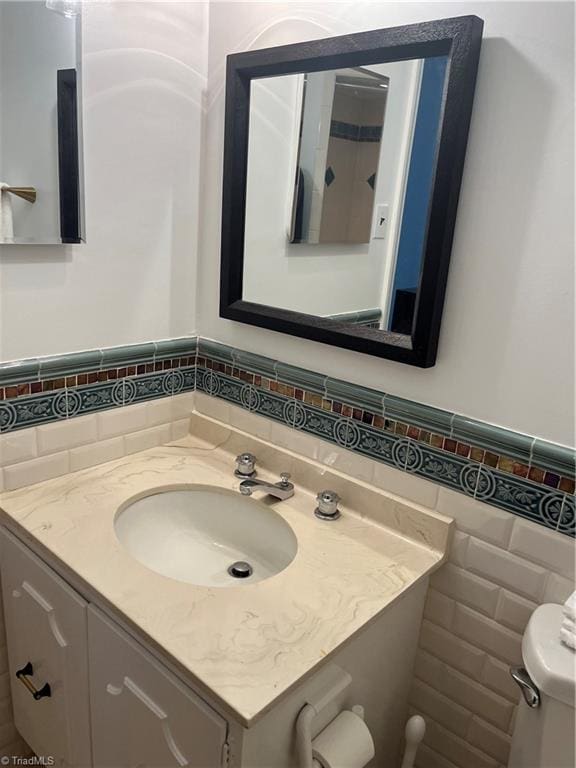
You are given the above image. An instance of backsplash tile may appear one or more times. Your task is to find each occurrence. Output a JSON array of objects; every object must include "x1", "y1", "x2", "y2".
[{"x1": 0, "y1": 336, "x2": 573, "y2": 537}]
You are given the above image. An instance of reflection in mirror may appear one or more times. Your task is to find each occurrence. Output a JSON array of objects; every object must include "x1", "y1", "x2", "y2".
[
  {"x1": 291, "y1": 67, "x2": 388, "y2": 245},
  {"x1": 244, "y1": 55, "x2": 447, "y2": 335},
  {"x1": 0, "y1": 0, "x2": 84, "y2": 245}
]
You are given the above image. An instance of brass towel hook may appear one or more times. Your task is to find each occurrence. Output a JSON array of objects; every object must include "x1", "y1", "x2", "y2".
[{"x1": 4, "y1": 187, "x2": 37, "y2": 203}]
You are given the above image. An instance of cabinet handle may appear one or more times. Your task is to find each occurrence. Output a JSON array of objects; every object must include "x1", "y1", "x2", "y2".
[{"x1": 15, "y1": 662, "x2": 51, "y2": 701}]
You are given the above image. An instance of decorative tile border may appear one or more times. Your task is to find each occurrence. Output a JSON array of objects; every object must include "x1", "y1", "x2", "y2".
[
  {"x1": 194, "y1": 340, "x2": 574, "y2": 538},
  {"x1": 0, "y1": 336, "x2": 573, "y2": 537},
  {"x1": 0, "y1": 338, "x2": 197, "y2": 432},
  {"x1": 323, "y1": 308, "x2": 382, "y2": 329}
]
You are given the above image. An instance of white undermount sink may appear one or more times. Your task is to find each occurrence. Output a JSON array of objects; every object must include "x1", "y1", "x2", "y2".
[{"x1": 114, "y1": 485, "x2": 298, "y2": 587}]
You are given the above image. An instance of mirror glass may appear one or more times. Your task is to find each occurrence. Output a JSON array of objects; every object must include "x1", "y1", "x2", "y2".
[
  {"x1": 0, "y1": 0, "x2": 84, "y2": 245},
  {"x1": 243, "y1": 56, "x2": 447, "y2": 334}
]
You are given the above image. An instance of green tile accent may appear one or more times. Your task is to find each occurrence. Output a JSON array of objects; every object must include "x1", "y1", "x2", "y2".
[
  {"x1": 154, "y1": 337, "x2": 197, "y2": 360},
  {"x1": 277, "y1": 363, "x2": 326, "y2": 394},
  {"x1": 323, "y1": 308, "x2": 382, "y2": 325},
  {"x1": 102, "y1": 343, "x2": 155, "y2": 368},
  {"x1": 39, "y1": 350, "x2": 102, "y2": 379},
  {"x1": 384, "y1": 395, "x2": 453, "y2": 436},
  {"x1": 532, "y1": 439, "x2": 576, "y2": 476},
  {"x1": 198, "y1": 339, "x2": 234, "y2": 364},
  {"x1": 2, "y1": 334, "x2": 575, "y2": 539},
  {"x1": 325, "y1": 378, "x2": 384, "y2": 413},
  {"x1": 234, "y1": 349, "x2": 277, "y2": 378},
  {"x1": 0, "y1": 358, "x2": 40, "y2": 386},
  {"x1": 452, "y1": 415, "x2": 534, "y2": 463}
]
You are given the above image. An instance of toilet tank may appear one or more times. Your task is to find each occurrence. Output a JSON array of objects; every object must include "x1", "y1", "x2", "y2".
[{"x1": 508, "y1": 604, "x2": 575, "y2": 768}]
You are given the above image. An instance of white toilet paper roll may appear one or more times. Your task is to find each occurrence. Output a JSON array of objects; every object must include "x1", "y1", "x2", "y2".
[{"x1": 312, "y1": 710, "x2": 375, "y2": 768}]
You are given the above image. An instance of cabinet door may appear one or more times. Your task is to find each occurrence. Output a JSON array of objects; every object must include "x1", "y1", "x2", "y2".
[
  {"x1": 88, "y1": 607, "x2": 228, "y2": 768},
  {"x1": 0, "y1": 528, "x2": 91, "y2": 766}
]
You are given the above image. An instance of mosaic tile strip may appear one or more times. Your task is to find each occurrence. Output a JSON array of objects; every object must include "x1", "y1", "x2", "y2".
[
  {"x1": 0, "y1": 336, "x2": 573, "y2": 537},
  {"x1": 0, "y1": 339, "x2": 197, "y2": 432},
  {"x1": 323, "y1": 308, "x2": 382, "y2": 328},
  {"x1": 196, "y1": 342, "x2": 575, "y2": 538}
]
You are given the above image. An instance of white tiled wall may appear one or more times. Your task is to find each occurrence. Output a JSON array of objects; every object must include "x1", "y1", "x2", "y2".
[
  {"x1": 0, "y1": 394, "x2": 195, "y2": 492},
  {"x1": 194, "y1": 397, "x2": 576, "y2": 768},
  {"x1": 0, "y1": 393, "x2": 195, "y2": 757},
  {"x1": 0, "y1": 395, "x2": 573, "y2": 767}
]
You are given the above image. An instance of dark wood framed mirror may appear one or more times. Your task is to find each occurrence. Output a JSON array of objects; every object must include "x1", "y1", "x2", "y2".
[{"x1": 219, "y1": 16, "x2": 483, "y2": 367}]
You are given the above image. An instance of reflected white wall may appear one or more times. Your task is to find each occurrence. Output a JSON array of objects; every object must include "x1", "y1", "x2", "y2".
[
  {"x1": 0, "y1": 1, "x2": 76, "y2": 241},
  {"x1": 0, "y1": 1, "x2": 208, "y2": 359}
]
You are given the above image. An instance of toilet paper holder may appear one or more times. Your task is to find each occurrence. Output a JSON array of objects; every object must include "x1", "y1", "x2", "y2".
[
  {"x1": 295, "y1": 665, "x2": 426, "y2": 768},
  {"x1": 295, "y1": 667, "x2": 375, "y2": 768}
]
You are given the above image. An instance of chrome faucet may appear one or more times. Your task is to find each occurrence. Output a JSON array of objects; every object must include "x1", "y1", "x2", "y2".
[{"x1": 239, "y1": 472, "x2": 294, "y2": 501}]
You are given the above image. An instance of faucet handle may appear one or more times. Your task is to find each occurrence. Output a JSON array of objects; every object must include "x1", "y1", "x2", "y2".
[
  {"x1": 279, "y1": 472, "x2": 292, "y2": 487},
  {"x1": 315, "y1": 490, "x2": 341, "y2": 520},
  {"x1": 235, "y1": 453, "x2": 256, "y2": 477}
]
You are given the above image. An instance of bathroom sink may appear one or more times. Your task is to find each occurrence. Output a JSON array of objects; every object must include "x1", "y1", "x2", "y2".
[{"x1": 114, "y1": 486, "x2": 297, "y2": 587}]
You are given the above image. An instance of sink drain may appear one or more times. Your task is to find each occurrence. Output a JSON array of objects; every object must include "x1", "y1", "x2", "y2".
[{"x1": 227, "y1": 561, "x2": 253, "y2": 579}]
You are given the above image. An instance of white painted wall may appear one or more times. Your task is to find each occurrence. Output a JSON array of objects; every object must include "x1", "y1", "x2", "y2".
[
  {"x1": 0, "y1": 1, "x2": 206, "y2": 360},
  {"x1": 243, "y1": 73, "x2": 384, "y2": 316},
  {"x1": 198, "y1": 0, "x2": 575, "y2": 446},
  {"x1": 243, "y1": 59, "x2": 420, "y2": 318},
  {"x1": 0, "y1": 1, "x2": 77, "y2": 243}
]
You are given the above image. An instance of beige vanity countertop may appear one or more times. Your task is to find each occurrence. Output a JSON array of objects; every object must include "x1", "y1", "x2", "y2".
[{"x1": 0, "y1": 415, "x2": 452, "y2": 726}]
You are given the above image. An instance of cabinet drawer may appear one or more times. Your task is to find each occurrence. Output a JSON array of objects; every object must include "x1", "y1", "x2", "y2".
[
  {"x1": 88, "y1": 607, "x2": 228, "y2": 767},
  {"x1": 0, "y1": 528, "x2": 91, "y2": 766}
]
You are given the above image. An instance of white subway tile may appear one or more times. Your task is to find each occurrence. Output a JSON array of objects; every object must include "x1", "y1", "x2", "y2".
[
  {"x1": 171, "y1": 392, "x2": 195, "y2": 421},
  {"x1": 543, "y1": 572, "x2": 575, "y2": 604},
  {"x1": 146, "y1": 398, "x2": 174, "y2": 426},
  {"x1": 437, "y1": 489, "x2": 514, "y2": 547},
  {"x1": 453, "y1": 605, "x2": 522, "y2": 665},
  {"x1": 411, "y1": 679, "x2": 471, "y2": 737},
  {"x1": 124, "y1": 425, "x2": 172, "y2": 455},
  {"x1": 431, "y1": 563, "x2": 500, "y2": 616},
  {"x1": 423, "y1": 589, "x2": 455, "y2": 630},
  {"x1": 416, "y1": 744, "x2": 459, "y2": 768},
  {"x1": 3, "y1": 452, "x2": 69, "y2": 491},
  {"x1": 466, "y1": 537, "x2": 547, "y2": 601},
  {"x1": 171, "y1": 419, "x2": 191, "y2": 441},
  {"x1": 318, "y1": 440, "x2": 372, "y2": 481},
  {"x1": 495, "y1": 590, "x2": 537, "y2": 634},
  {"x1": 449, "y1": 530, "x2": 469, "y2": 567},
  {"x1": 228, "y1": 405, "x2": 273, "y2": 441},
  {"x1": 37, "y1": 416, "x2": 98, "y2": 455},
  {"x1": 270, "y1": 421, "x2": 319, "y2": 460},
  {"x1": 0, "y1": 429, "x2": 37, "y2": 467},
  {"x1": 194, "y1": 392, "x2": 230, "y2": 422},
  {"x1": 481, "y1": 656, "x2": 521, "y2": 703},
  {"x1": 70, "y1": 438, "x2": 125, "y2": 472},
  {"x1": 415, "y1": 648, "x2": 513, "y2": 731},
  {"x1": 97, "y1": 404, "x2": 148, "y2": 439},
  {"x1": 468, "y1": 717, "x2": 511, "y2": 765},
  {"x1": 372, "y1": 462, "x2": 438, "y2": 508},
  {"x1": 419, "y1": 620, "x2": 486, "y2": 678},
  {"x1": 422, "y1": 718, "x2": 499, "y2": 768},
  {"x1": 509, "y1": 519, "x2": 575, "y2": 580}
]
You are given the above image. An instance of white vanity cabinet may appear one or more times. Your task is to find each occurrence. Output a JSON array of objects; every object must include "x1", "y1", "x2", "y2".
[
  {"x1": 0, "y1": 529, "x2": 229, "y2": 768},
  {"x1": 0, "y1": 525, "x2": 431, "y2": 768},
  {"x1": 0, "y1": 529, "x2": 92, "y2": 766},
  {"x1": 88, "y1": 606, "x2": 228, "y2": 768}
]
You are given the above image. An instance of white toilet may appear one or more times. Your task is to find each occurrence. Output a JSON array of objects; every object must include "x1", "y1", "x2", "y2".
[{"x1": 508, "y1": 603, "x2": 576, "y2": 768}]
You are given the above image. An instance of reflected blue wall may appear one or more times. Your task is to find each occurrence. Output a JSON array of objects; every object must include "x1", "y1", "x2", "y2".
[{"x1": 388, "y1": 56, "x2": 448, "y2": 330}]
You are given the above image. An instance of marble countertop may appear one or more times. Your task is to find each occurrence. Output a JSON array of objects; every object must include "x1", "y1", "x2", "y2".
[{"x1": 0, "y1": 415, "x2": 452, "y2": 726}]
